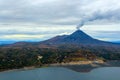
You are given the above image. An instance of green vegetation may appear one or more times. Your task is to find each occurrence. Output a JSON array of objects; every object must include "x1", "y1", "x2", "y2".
[{"x1": 0, "y1": 45, "x2": 120, "y2": 71}]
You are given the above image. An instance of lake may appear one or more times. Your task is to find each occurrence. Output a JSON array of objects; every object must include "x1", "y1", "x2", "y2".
[{"x1": 0, "y1": 67, "x2": 120, "y2": 80}]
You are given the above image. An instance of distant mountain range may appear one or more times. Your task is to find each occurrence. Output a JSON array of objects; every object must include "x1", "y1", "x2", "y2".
[
  {"x1": 112, "y1": 41, "x2": 120, "y2": 43},
  {"x1": 0, "y1": 41, "x2": 16, "y2": 45}
]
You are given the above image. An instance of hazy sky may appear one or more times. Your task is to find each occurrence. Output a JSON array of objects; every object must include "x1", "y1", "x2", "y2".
[{"x1": 0, "y1": 0, "x2": 120, "y2": 41}]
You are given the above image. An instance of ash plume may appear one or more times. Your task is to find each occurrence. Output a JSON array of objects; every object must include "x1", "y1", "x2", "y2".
[
  {"x1": 76, "y1": 9, "x2": 120, "y2": 30},
  {"x1": 76, "y1": 21, "x2": 84, "y2": 30},
  {"x1": 76, "y1": 13, "x2": 103, "y2": 30}
]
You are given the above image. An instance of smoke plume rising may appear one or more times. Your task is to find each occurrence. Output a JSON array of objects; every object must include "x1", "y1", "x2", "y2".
[
  {"x1": 76, "y1": 13, "x2": 103, "y2": 30},
  {"x1": 76, "y1": 9, "x2": 120, "y2": 30}
]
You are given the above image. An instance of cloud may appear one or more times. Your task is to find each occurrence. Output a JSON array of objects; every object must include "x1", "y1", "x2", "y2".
[
  {"x1": 0, "y1": 25, "x2": 75, "y2": 35},
  {"x1": 0, "y1": 0, "x2": 120, "y2": 25},
  {"x1": 0, "y1": 25, "x2": 75, "y2": 41},
  {"x1": 0, "y1": 0, "x2": 120, "y2": 41},
  {"x1": 84, "y1": 30, "x2": 120, "y2": 41},
  {"x1": 1, "y1": 34, "x2": 44, "y2": 40}
]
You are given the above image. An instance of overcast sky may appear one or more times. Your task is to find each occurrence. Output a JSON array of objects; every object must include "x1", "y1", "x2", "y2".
[{"x1": 0, "y1": 0, "x2": 120, "y2": 42}]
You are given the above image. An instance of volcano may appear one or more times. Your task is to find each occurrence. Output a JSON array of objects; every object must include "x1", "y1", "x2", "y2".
[
  {"x1": 41, "y1": 30, "x2": 113, "y2": 45},
  {"x1": 5, "y1": 30, "x2": 119, "y2": 48}
]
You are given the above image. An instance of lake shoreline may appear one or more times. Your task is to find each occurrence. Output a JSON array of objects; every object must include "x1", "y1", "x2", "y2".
[
  {"x1": 0, "y1": 60, "x2": 120, "y2": 73},
  {"x1": 53, "y1": 60, "x2": 120, "y2": 72}
]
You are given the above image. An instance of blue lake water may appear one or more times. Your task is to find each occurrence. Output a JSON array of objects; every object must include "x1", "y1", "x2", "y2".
[{"x1": 0, "y1": 67, "x2": 120, "y2": 80}]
